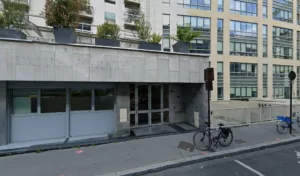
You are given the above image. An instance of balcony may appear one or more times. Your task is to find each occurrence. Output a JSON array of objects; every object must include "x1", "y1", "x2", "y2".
[
  {"x1": 125, "y1": 0, "x2": 140, "y2": 5},
  {"x1": 124, "y1": 8, "x2": 140, "y2": 27},
  {"x1": 79, "y1": 6, "x2": 94, "y2": 19}
]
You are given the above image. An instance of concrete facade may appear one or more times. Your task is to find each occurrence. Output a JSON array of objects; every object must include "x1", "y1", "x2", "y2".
[
  {"x1": 0, "y1": 40, "x2": 208, "y2": 83},
  {"x1": 0, "y1": 39, "x2": 209, "y2": 146}
]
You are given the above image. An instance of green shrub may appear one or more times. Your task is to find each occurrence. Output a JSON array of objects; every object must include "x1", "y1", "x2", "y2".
[
  {"x1": 42, "y1": 0, "x2": 90, "y2": 29},
  {"x1": 172, "y1": 26, "x2": 201, "y2": 43},
  {"x1": 0, "y1": 0, "x2": 30, "y2": 29},
  {"x1": 135, "y1": 12, "x2": 151, "y2": 41},
  {"x1": 148, "y1": 33, "x2": 162, "y2": 44},
  {"x1": 97, "y1": 22, "x2": 120, "y2": 40}
]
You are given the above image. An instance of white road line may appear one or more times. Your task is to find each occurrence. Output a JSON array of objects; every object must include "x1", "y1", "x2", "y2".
[{"x1": 234, "y1": 160, "x2": 265, "y2": 176}]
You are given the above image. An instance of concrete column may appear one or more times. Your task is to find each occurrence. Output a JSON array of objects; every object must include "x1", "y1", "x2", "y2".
[
  {"x1": 0, "y1": 81, "x2": 7, "y2": 146},
  {"x1": 267, "y1": 0, "x2": 273, "y2": 19},
  {"x1": 293, "y1": 0, "x2": 298, "y2": 25},
  {"x1": 293, "y1": 29, "x2": 297, "y2": 61},
  {"x1": 115, "y1": 83, "x2": 130, "y2": 137}
]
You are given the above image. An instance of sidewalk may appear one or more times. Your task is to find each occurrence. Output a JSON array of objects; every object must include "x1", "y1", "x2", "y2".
[{"x1": 0, "y1": 122, "x2": 299, "y2": 176}]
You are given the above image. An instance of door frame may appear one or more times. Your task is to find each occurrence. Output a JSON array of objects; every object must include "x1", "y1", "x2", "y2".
[{"x1": 130, "y1": 84, "x2": 169, "y2": 128}]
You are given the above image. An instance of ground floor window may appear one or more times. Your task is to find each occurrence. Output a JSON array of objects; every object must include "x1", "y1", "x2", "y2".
[
  {"x1": 41, "y1": 89, "x2": 66, "y2": 113},
  {"x1": 12, "y1": 88, "x2": 115, "y2": 115},
  {"x1": 12, "y1": 90, "x2": 37, "y2": 114},
  {"x1": 230, "y1": 87, "x2": 257, "y2": 100},
  {"x1": 217, "y1": 87, "x2": 223, "y2": 100}
]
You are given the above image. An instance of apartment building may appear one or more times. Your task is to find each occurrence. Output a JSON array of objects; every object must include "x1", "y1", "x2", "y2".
[{"x1": 14, "y1": 0, "x2": 300, "y2": 102}]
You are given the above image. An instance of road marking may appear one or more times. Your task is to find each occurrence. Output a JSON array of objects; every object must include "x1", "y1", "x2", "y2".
[{"x1": 234, "y1": 160, "x2": 265, "y2": 176}]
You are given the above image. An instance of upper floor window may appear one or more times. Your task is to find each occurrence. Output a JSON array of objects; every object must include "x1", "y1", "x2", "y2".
[
  {"x1": 163, "y1": 0, "x2": 170, "y2": 4},
  {"x1": 178, "y1": 0, "x2": 211, "y2": 11},
  {"x1": 273, "y1": 27, "x2": 293, "y2": 40},
  {"x1": 230, "y1": 0, "x2": 257, "y2": 16},
  {"x1": 273, "y1": 8, "x2": 293, "y2": 23},
  {"x1": 230, "y1": 21, "x2": 257, "y2": 37},
  {"x1": 263, "y1": 5, "x2": 267, "y2": 18},
  {"x1": 263, "y1": 25, "x2": 267, "y2": 39},
  {"x1": 177, "y1": 15, "x2": 211, "y2": 29},
  {"x1": 218, "y1": 0, "x2": 223, "y2": 12},
  {"x1": 105, "y1": 12, "x2": 116, "y2": 23},
  {"x1": 218, "y1": 19, "x2": 223, "y2": 30}
]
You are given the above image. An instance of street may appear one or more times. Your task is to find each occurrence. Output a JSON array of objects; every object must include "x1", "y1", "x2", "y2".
[{"x1": 146, "y1": 141, "x2": 300, "y2": 176}]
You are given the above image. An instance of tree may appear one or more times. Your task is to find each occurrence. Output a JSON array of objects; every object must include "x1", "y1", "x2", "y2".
[
  {"x1": 0, "y1": 0, "x2": 30, "y2": 29},
  {"x1": 42, "y1": 0, "x2": 90, "y2": 29}
]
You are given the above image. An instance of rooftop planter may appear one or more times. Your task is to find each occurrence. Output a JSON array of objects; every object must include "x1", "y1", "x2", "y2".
[
  {"x1": 0, "y1": 0, "x2": 29, "y2": 39},
  {"x1": 136, "y1": 12, "x2": 161, "y2": 51},
  {"x1": 171, "y1": 26, "x2": 201, "y2": 53},
  {"x1": 96, "y1": 22, "x2": 120, "y2": 47},
  {"x1": 42, "y1": 0, "x2": 90, "y2": 44}
]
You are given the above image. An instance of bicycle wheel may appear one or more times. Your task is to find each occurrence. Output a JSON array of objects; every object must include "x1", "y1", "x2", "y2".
[
  {"x1": 292, "y1": 119, "x2": 300, "y2": 132},
  {"x1": 193, "y1": 131, "x2": 212, "y2": 151},
  {"x1": 218, "y1": 131, "x2": 233, "y2": 147},
  {"x1": 277, "y1": 121, "x2": 288, "y2": 134}
]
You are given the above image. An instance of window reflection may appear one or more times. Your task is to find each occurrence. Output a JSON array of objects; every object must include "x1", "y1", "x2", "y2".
[{"x1": 12, "y1": 90, "x2": 37, "y2": 114}]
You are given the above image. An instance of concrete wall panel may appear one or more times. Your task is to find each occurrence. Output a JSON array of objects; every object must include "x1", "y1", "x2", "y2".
[{"x1": 0, "y1": 40, "x2": 209, "y2": 83}]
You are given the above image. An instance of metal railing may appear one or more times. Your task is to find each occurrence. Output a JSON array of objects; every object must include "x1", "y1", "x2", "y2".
[{"x1": 211, "y1": 104, "x2": 300, "y2": 127}]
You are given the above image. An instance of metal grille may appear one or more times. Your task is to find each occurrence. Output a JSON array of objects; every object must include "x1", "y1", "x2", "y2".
[{"x1": 230, "y1": 73, "x2": 258, "y2": 87}]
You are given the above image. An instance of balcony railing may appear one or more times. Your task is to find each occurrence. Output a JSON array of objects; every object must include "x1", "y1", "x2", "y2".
[
  {"x1": 125, "y1": 0, "x2": 140, "y2": 5},
  {"x1": 79, "y1": 6, "x2": 94, "y2": 18},
  {"x1": 124, "y1": 8, "x2": 140, "y2": 26}
]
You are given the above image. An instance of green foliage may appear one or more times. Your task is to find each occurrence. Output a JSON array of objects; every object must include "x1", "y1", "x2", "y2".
[
  {"x1": 35, "y1": 148, "x2": 42, "y2": 153},
  {"x1": 0, "y1": 13, "x2": 5, "y2": 28},
  {"x1": 0, "y1": 0, "x2": 30, "y2": 29},
  {"x1": 97, "y1": 22, "x2": 120, "y2": 40},
  {"x1": 148, "y1": 33, "x2": 162, "y2": 44},
  {"x1": 171, "y1": 26, "x2": 201, "y2": 43},
  {"x1": 42, "y1": 0, "x2": 90, "y2": 29},
  {"x1": 135, "y1": 12, "x2": 151, "y2": 41}
]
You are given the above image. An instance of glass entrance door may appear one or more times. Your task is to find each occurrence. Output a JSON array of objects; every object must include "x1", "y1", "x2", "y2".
[{"x1": 130, "y1": 84, "x2": 169, "y2": 127}]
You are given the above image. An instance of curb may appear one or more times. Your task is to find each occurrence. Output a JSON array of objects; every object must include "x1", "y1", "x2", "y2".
[{"x1": 98, "y1": 136, "x2": 300, "y2": 176}]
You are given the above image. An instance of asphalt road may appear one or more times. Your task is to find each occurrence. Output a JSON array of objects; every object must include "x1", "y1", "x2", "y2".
[{"x1": 146, "y1": 141, "x2": 300, "y2": 176}]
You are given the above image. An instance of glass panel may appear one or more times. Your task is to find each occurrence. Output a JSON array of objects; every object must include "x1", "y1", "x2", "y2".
[
  {"x1": 95, "y1": 89, "x2": 114, "y2": 110},
  {"x1": 217, "y1": 62, "x2": 223, "y2": 73},
  {"x1": 12, "y1": 90, "x2": 37, "y2": 114},
  {"x1": 164, "y1": 84, "x2": 169, "y2": 108},
  {"x1": 163, "y1": 14, "x2": 170, "y2": 26},
  {"x1": 236, "y1": 88, "x2": 240, "y2": 96},
  {"x1": 130, "y1": 114, "x2": 135, "y2": 126},
  {"x1": 151, "y1": 85, "x2": 161, "y2": 110},
  {"x1": 151, "y1": 112, "x2": 161, "y2": 124},
  {"x1": 138, "y1": 113, "x2": 149, "y2": 126},
  {"x1": 71, "y1": 90, "x2": 92, "y2": 111},
  {"x1": 130, "y1": 84, "x2": 135, "y2": 111},
  {"x1": 138, "y1": 85, "x2": 149, "y2": 110},
  {"x1": 247, "y1": 88, "x2": 252, "y2": 96},
  {"x1": 164, "y1": 111, "x2": 169, "y2": 123},
  {"x1": 41, "y1": 89, "x2": 66, "y2": 113},
  {"x1": 241, "y1": 88, "x2": 246, "y2": 96}
]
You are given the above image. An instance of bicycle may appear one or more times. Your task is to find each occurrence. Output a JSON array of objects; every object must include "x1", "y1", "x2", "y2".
[
  {"x1": 193, "y1": 122, "x2": 233, "y2": 151},
  {"x1": 277, "y1": 112, "x2": 300, "y2": 134}
]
